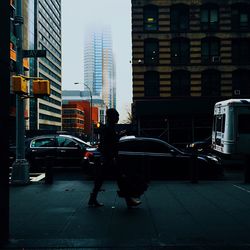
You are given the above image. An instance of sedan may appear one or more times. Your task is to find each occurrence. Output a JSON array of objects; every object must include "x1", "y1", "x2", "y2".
[
  {"x1": 9, "y1": 134, "x2": 100, "y2": 170},
  {"x1": 117, "y1": 136, "x2": 223, "y2": 180}
]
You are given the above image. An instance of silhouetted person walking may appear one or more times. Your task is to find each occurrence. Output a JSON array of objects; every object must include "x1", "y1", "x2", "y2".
[{"x1": 88, "y1": 108, "x2": 141, "y2": 207}]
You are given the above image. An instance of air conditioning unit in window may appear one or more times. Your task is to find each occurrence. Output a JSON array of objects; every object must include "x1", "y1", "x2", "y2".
[
  {"x1": 234, "y1": 89, "x2": 240, "y2": 95},
  {"x1": 212, "y1": 56, "x2": 220, "y2": 63}
]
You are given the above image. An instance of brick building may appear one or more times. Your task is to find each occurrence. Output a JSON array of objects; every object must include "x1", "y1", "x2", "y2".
[
  {"x1": 62, "y1": 100, "x2": 99, "y2": 140},
  {"x1": 131, "y1": 0, "x2": 250, "y2": 147}
]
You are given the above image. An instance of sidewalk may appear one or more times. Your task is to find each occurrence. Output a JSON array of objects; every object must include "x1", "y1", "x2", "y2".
[{"x1": 5, "y1": 176, "x2": 250, "y2": 249}]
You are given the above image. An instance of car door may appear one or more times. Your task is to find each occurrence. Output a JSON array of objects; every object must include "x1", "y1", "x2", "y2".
[
  {"x1": 141, "y1": 140, "x2": 174, "y2": 178},
  {"x1": 28, "y1": 137, "x2": 57, "y2": 168},
  {"x1": 142, "y1": 140, "x2": 190, "y2": 179},
  {"x1": 56, "y1": 136, "x2": 83, "y2": 167}
]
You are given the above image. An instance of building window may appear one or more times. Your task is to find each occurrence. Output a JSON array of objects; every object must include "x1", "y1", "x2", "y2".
[
  {"x1": 40, "y1": 103, "x2": 61, "y2": 114},
  {"x1": 39, "y1": 124, "x2": 61, "y2": 130},
  {"x1": 232, "y1": 69, "x2": 250, "y2": 97},
  {"x1": 144, "y1": 71, "x2": 160, "y2": 97},
  {"x1": 201, "y1": 70, "x2": 221, "y2": 96},
  {"x1": 170, "y1": 4, "x2": 189, "y2": 32},
  {"x1": 201, "y1": 4, "x2": 219, "y2": 31},
  {"x1": 171, "y1": 70, "x2": 190, "y2": 97},
  {"x1": 238, "y1": 114, "x2": 250, "y2": 133},
  {"x1": 171, "y1": 38, "x2": 190, "y2": 65},
  {"x1": 232, "y1": 39, "x2": 250, "y2": 65},
  {"x1": 144, "y1": 39, "x2": 159, "y2": 65},
  {"x1": 39, "y1": 113, "x2": 61, "y2": 122},
  {"x1": 143, "y1": 5, "x2": 158, "y2": 31},
  {"x1": 231, "y1": 3, "x2": 250, "y2": 31},
  {"x1": 201, "y1": 37, "x2": 220, "y2": 64}
]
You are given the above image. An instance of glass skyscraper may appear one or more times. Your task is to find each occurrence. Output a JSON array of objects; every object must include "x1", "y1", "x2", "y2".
[{"x1": 84, "y1": 27, "x2": 116, "y2": 109}]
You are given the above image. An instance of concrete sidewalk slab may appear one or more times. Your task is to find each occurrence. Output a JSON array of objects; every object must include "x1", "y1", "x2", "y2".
[{"x1": 4, "y1": 179, "x2": 250, "y2": 249}]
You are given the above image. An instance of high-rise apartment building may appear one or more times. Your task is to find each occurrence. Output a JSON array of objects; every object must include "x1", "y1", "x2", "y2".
[
  {"x1": 131, "y1": 0, "x2": 250, "y2": 146},
  {"x1": 29, "y1": 0, "x2": 62, "y2": 131},
  {"x1": 84, "y1": 27, "x2": 116, "y2": 109}
]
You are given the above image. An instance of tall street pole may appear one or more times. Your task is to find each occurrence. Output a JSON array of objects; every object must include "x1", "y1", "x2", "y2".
[
  {"x1": 11, "y1": 0, "x2": 30, "y2": 185},
  {"x1": 0, "y1": 0, "x2": 10, "y2": 243}
]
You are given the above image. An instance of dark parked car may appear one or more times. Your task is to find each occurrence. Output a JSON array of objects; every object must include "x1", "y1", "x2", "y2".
[
  {"x1": 9, "y1": 134, "x2": 100, "y2": 170},
  {"x1": 186, "y1": 136, "x2": 212, "y2": 153},
  {"x1": 116, "y1": 136, "x2": 223, "y2": 179}
]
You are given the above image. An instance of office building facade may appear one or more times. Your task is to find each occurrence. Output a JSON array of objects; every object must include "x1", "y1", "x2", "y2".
[
  {"x1": 131, "y1": 0, "x2": 250, "y2": 146},
  {"x1": 84, "y1": 27, "x2": 116, "y2": 109},
  {"x1": 29, "y1": 0, "x2": 62, "y2": 131}
]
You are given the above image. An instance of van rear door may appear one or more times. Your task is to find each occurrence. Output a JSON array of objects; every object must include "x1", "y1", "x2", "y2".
[
  {"x1": 212, "y1": 113, "x2": 225, "y2": 153},
  {"x1": 236, "y1": 107, "x2": 250, "y2": 154}
]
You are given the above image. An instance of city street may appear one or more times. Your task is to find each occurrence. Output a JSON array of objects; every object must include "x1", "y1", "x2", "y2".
[{"x1": 2, "y1": 0, "x2": 250, "y2": 248}]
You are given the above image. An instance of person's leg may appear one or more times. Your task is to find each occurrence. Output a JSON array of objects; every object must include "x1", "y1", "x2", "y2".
[{"x1": 88, "y1": 161, "x2": 105, "y2": 207}]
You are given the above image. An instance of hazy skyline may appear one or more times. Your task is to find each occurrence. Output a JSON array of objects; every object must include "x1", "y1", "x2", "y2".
[{"x1": 61, "y1": 0, "x2": 132, "y2": 122}]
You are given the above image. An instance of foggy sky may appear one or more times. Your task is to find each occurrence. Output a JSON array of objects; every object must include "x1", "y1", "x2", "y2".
[{"x1": 61, "y1": 0, "x2": 133, "y2": 122}]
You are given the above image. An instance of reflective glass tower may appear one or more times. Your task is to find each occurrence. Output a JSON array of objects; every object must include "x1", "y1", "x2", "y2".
[{"x1": 84, "y1": 27, "x2": 116, "y2": 109}]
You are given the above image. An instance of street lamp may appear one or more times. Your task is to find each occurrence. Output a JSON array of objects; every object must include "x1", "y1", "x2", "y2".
[{"x1": 74, "y1": 82, "x2": 93, "y2": 144}]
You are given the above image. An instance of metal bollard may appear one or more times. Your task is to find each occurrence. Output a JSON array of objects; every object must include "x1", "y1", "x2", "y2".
[
  {"x1": 44, "y1": 156, "x2": 54, "y2": 184},
  {"x1": 244, "y1": 155, "x2": 250, "y2": 184}
]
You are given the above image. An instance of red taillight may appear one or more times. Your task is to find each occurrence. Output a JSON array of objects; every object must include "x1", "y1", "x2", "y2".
[{"x1": 84, "y1": 151, "x2": 94, "y2": 158}]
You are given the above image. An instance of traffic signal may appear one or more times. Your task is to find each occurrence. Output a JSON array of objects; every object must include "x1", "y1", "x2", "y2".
[
  {"x1": 12, "y1": 76, "x2": 28, "y2": 94},
  {"x1": 94, "y1": 122, "x2": 103, "y2": 134},
  {"x1": 33, "y1": 79, "x2": 50, "y2": 97}
]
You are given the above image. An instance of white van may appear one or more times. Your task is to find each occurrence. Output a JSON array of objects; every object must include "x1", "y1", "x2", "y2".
[{"x1": 212, "y1": 99, "x2": 250, "y2": 155}]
